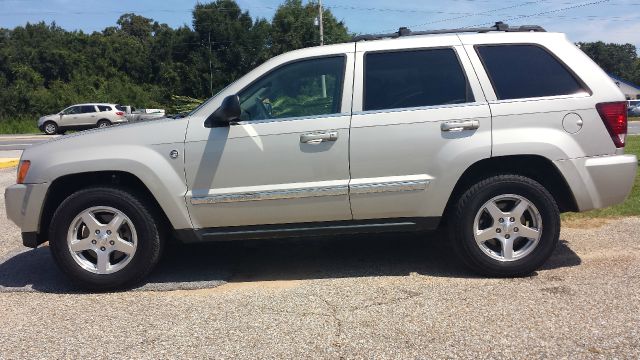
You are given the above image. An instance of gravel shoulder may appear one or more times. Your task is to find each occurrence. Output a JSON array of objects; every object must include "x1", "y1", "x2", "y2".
[{"x1": 0, "y1": 167, "x2": 639, "y2": 358}]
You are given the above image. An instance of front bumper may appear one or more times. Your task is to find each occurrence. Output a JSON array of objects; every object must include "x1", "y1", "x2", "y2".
[
  {"x1": 5, "y1": 183, "x2": 49, "y2": 246},
  {"x1": 555, "y1": 154, "x2": 637, "y2": 211}
]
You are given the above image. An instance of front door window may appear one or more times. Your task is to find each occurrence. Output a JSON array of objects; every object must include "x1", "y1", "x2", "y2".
[{"x1": 238, "y1": 56, "x2": 345, "y2": 121}]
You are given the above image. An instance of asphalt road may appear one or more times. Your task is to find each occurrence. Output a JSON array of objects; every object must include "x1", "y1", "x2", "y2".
[
  {"x1": 0, "y1": 134, "x2": 56, "y2": 150},
  {"x1": 0, "y1": 168, "x2": 639, "y2": 358}
]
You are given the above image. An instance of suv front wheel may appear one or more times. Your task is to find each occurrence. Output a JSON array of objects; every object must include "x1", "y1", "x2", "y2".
[
  {"x1": 43, "y1": 121, "x2": 58, "y2": 135},
  {"x1": 448, "y1": 175, "x2": 560, "y2": 277},
  {"x1": 49, "y1": 187, "x2": 163, "y2": 290}
]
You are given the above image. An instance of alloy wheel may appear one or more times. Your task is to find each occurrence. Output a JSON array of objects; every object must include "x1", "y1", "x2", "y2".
[
  {"x1": 473, "y1": 194, "x2": 542, "y2": 262},
  {"x1": 66, "y1": 206, "x2": 138, "y2": 274}
]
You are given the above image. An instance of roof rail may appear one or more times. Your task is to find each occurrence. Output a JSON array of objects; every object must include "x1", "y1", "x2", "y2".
[{"x1": 352, "y1": 22, "x2": 546, "y2": 42}]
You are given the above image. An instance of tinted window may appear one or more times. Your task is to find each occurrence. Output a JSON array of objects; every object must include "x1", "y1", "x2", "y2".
[
  {"x1": 79, "y1": 105, "x2": 96, "y2": 113},
  {"x1": 62, "y1": 106, "x2": 80, "y2": 115},
  {"x1": 364, "y1": 49, "x2": 473, "y2": 111},
  {"x1": 476, "y1": 45, "x2": 585, "y2": 100},
  {"x1": 97, "y1": 105, "x2": 112, "y2": 112},
  {"x1": 239, "y1": 56, "x2": 345, "y2": 121},
  {"x1": 115, "y1": 104, "x2": 127, "y2": 111}
]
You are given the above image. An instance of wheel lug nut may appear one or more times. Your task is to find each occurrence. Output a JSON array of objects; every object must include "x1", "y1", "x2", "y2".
[
  {"x1": 100, "y1": 247, "x2": 106, "y2": 251},
  {"x1": 514, "y1": 227, "x2": 519, "y2": 232},
  {"x1": 109, "y1": 241, "x2": 115, "y2": 245},
  {"x1": 505, "y1": 234, "x2": 511, "y2": 239},
  {"x1": 91, "y1": 240, "x2": 97, "y2": 244},
  {"x1": 106, "y1": 230, "x2": 112, "y2": 235},
  {"x1": 498, "y1": 218, "x2": 504, "y2": 223},
  {"x1": 95, "y1": 230, "x2": 100, "y2": 234},
  {"x1": 510, "y1": 217, "x2": 515, "y2": 222},
  {"x1": 496, "y1": 228, "x2": 501, "y2": 233}
]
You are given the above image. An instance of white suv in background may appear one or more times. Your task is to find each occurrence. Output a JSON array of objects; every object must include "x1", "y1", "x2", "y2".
[
  {"x1": 6, "y1": 23, "x2": 637, "y2": 290},
  {"x1": 37, "y1": 103, "x2": 128, "y2": 135}
]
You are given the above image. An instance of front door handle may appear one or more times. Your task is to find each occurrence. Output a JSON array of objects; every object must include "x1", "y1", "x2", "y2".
[
  {"x1": 300, "y1": 131, "x2": 339, "y2": 144},
  {"x1": 441, "y1": 120, "x2": 479, "y2": 132}
]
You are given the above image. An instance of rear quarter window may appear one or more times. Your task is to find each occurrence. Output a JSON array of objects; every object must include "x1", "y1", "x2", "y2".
[
  {"x1": 476, "y1": 44, "x2": 586, "y2": 100},
  {"x1": 97, "y1": 105, "x2": 112, "y2": 112}
]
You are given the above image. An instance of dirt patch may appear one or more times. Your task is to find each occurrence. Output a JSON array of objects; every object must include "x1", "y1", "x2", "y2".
[{"x1": 562, "y1": 217, "x2": 612, "y2": 229}]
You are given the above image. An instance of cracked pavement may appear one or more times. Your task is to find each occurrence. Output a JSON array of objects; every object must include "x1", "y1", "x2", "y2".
[{"x1": 0, "y1": 167, "x2": 639, "y2": 358}]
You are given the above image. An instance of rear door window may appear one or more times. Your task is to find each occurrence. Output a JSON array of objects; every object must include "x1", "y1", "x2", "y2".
[
  {"x1": 79, "y1": 105, "x2": 97, "y2": 113},
  {"x1": 476, "y1": 45, "x2": 586, "y2": 100},
  {"x1": 364, "y1": 48, "x2": 473, "y2": 111},
  {"x1": 97, "y1": 105, "x2": 112, "y2": 112}
]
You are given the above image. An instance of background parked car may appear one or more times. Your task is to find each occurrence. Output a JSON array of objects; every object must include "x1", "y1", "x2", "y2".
[
  {"x1": 123, "y1": 106, "x2": 166, "y2": 122},
  {"x1": 629, "y1": 104, "x2": 640, "y2": 117},
  {"x1": 37, "y1": 103, "x2": 128, "y2": 135}
]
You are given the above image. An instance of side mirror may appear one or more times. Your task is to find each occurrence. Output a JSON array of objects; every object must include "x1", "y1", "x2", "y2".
[{"x1": 204, "y1": 95, "x2": 241, "y2": 128}]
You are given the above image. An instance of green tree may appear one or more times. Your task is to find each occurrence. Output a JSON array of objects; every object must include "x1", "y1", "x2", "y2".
[
  {"x1": 578, "y1": 42, "x2": 639, "y2": 84},
  {"x1": 270, "y1": 0, "x2": 350, "y2": 56},
  {"x1": 0, "y1": 0, "x2": 351, "y2": 132}
]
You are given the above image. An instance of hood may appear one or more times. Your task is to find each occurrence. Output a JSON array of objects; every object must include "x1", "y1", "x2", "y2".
[
  {"x1": 38, "y1": 113, "x2": 60, "y2": 124},
  {"x1": 23, "y1": 117, "x2": 189, "y2": 162}
]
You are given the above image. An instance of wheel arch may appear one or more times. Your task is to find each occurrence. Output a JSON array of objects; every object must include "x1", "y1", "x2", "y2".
[
  {"x1": 38, "y1": 171, "x2": 180, "y2": 243},
  {"x1": 443, "y1": 155, "x2": 578, "y2": 223}
]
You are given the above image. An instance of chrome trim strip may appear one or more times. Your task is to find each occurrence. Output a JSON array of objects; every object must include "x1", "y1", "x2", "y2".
[
  {"x1": 191, "y1": 179, "x2": 429, "y2": 205},
  {"x1": 234, "y1": 112, "x2": 349, "y2": 126},
  {"x1": 352, "y1": 102, "x2": 486, "y2": 116},
  {"x1": 191, "y1": 185, "x2": 348, "y2": 205},
  {"x1": 350, "y1": 179, "x2": 429, "y2": 194}
]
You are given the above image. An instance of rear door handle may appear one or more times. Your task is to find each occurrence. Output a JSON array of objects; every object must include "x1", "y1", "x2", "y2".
[
  {"x1": 300, "y1": 131, "x2": 339, "y2": 144},
  {"x1": 441, "y1": 120, "x2": 479, "y2": 132}
]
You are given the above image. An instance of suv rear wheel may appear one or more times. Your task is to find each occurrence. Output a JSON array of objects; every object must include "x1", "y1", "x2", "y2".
[
  {"x1": 49, "y1": 187, "x2": 163, "y2": 290},
  {"x1": 448, "y1": 174, "x2": 560, "y2": 277},
  {"x1": 97, "y1": 119, "x2": 111, "y2": 128}
]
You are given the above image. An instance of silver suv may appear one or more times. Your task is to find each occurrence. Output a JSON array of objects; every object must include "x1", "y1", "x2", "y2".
[
  {"x1": 37, "y1": 103, "x2": 128, "y2": 135},
  {"x1": 6, "y1": 23, "x2": 637, "y2": 290}
]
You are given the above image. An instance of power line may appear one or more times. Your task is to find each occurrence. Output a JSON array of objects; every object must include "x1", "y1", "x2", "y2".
[
  {"x1": 382, "y1": 1, "x2": 538, "y2": 32},
  {"x1": 465, "y1": 0, "x2": 614, "y2": 28}
]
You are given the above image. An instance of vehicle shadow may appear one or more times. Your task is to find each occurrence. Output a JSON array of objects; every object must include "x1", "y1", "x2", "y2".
[{"x1": 0, "y1": 232, "x2": 581, "y2": 294}]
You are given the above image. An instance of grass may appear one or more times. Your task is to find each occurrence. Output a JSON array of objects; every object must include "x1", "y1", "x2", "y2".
[
  {"x1": 0, "y1": 117, "x2": 40, "y2": 134},
  {"x1": 562, "y1": 135, "x2": 640, "y2": 221}
]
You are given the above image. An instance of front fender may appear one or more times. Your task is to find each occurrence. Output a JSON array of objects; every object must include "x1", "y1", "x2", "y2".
[
  {"x1": 22, "y1": 119, "x2": 192, "y2": 230},
  {"x1": 30, "y1": 144, "x2": 191, "y2": 230}
]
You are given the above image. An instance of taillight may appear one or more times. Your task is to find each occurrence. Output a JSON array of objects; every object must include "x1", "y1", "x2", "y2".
[
  {"x1": 596, "y1": 102, "x2": 627, "y2": 148},
  {"x1": 17, "y1": 160, "x2": 30, "y2": 184},
  {"x1": 115, "y1": 111, "x2": 124, "y2": 116}
]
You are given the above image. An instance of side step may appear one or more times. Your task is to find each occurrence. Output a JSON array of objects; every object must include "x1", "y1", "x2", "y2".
[{"x1": 174, "y1": 217, "x2": 441, "y2": 243}]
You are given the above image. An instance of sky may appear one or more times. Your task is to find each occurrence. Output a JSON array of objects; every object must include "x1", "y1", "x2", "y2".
[{"x1": 0, "y1": 0, "x2": 639, "y2": 49}]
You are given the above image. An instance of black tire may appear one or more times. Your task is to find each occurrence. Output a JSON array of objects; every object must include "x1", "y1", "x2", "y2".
[
  {"x1": 97, "y1": 119, "x2": 111, "y2": 128},
  {"x1": 448, "y1": 174, "x2": 560, "y2": 277},
  {"x1": 43, "y1": 121, "x2": 58, "y2": 135},
  {"x1": 49, "y1": 187, "x2": 163, "y2": 291}
]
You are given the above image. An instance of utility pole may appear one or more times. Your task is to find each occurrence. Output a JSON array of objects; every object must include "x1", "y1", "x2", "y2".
[
  {"x1": 208, "y1": 31, "x2": 213, "y2": 97},
  {"x1": 318, "y1": 0, "x2": 327, "y2": 98},
  {"x1": 318, "y1": 0, "x2": 324, "y2": 46}
]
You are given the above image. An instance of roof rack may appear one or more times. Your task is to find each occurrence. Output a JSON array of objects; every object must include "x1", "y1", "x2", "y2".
[{"x1": 352, "y1": 22, "x2": 546, "y2": 42}]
